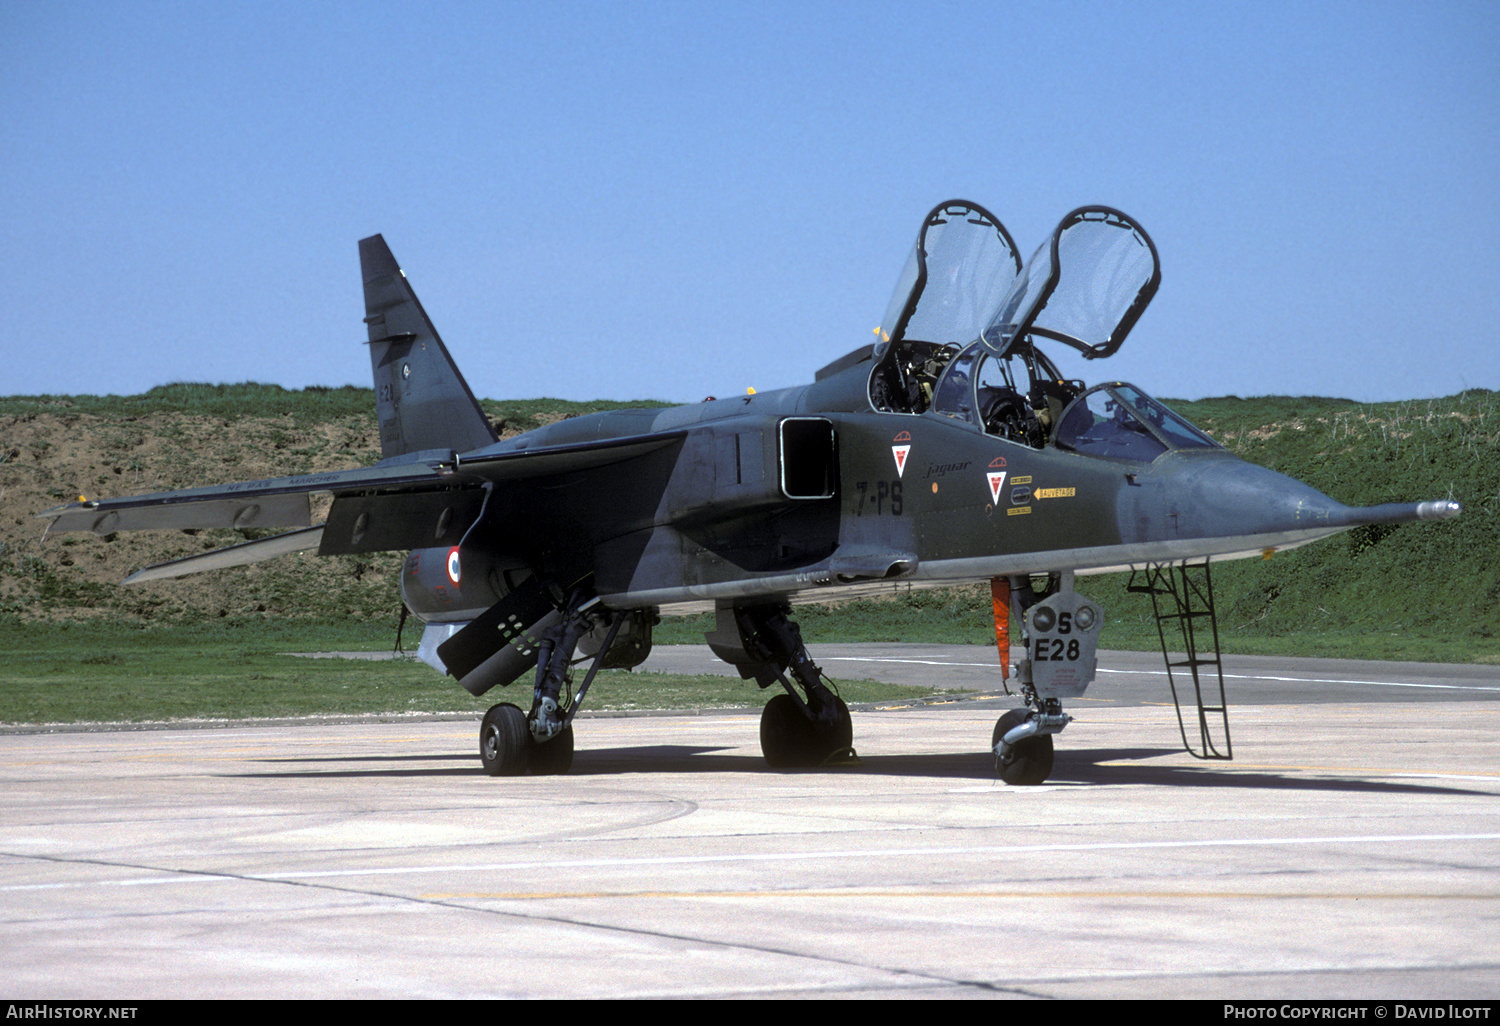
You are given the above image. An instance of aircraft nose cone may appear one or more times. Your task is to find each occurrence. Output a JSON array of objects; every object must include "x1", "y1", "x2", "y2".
[
  {"x1": 1191, "y1": 457, "x2": 1347, "y2": 536},
  {"x1": 1125, "y1": 453, "x2": 1458, "y2": 556},
  {"x1": 1124, "y1": 453, "x2": 1353, "y2": 545}
]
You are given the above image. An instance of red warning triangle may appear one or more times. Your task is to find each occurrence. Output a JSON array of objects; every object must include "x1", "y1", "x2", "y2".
[
  {"x1": 987, "y1": 471, "x2": 1007, "y2": 505},
  {"x1": 892, "y1": 445, "x2": 910, "y2": 477}
]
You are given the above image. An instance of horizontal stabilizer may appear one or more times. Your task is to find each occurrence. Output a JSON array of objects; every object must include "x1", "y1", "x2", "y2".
[{"x1": 123, "y1": 526, "x2": 325, "y2": 584}]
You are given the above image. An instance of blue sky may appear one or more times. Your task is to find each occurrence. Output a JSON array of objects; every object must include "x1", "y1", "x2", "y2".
[{"x1": 4, "y1": 0, "x2": 1496, "y2": 404}]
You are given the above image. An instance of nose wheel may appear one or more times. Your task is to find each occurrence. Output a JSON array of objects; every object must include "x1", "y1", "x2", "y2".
[{"x1": 992, "y1": 708, "x2": 1055, "y2": 786}]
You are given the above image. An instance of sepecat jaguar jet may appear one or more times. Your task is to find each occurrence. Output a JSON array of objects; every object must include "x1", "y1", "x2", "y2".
[{"x1": 41, "y1": 199, "x2": 1460, "y2": 784}]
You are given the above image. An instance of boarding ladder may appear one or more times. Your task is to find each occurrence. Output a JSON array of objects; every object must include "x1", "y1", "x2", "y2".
[{"x1": 1127, "y1": 560, "x2": 1232, "y2": 760}]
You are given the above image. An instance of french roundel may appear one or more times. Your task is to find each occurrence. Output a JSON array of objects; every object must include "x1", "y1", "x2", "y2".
[{"x1": 446, "y1": 546, "x2": 462, "y2": 586}]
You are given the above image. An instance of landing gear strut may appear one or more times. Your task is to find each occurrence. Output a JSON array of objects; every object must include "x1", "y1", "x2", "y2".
[
  {"x1": 478, "y1": 588, "x2": 633, "y2": 776},
  {"x1": 988, "y1": 573, "x2": 1101, "y2": 785},
  {"x1": 710, "y1": 603, "x2": 855, "y2": 768}
]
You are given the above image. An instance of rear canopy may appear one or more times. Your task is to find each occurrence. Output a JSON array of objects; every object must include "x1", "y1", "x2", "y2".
[{"x1": 980, "y1": 207, "x2": 1160, "y2": 361}]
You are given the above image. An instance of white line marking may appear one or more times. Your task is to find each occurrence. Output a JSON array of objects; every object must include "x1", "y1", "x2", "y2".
[{"x1": 819, "y1": 656, "x2": 1500, "y2": 692}]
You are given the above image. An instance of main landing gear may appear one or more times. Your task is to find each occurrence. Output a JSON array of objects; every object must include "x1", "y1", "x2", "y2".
[
  {"x1": 709, "y1": 603, "x2": 855, "y2": 769},
  {"x1": 478, "y1": 590, "x2": 642, "y2": 776},
  {"x1": 479, "y1": 702, "x2": 573, "y2": 776},
  {"x1": 761, "y1": 692, "x2": 853, "y2": 769}
]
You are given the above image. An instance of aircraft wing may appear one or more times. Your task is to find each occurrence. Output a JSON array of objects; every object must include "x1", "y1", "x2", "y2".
[
  {"x1": 41, "y1": 430, "x2": 688, "y2": 577},
  {"x1": 316, "y1": 432, "x2": 687, "y2": 555},
  {"x1": 40, "y1": 461, "x2": 462, "y2": 536}
]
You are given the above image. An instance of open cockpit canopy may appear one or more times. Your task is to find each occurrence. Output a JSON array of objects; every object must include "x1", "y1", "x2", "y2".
[
  {"x1": 980, "y1": 207, "x2": 1160, "y2": 362},
  {"x1": 868, "y1": 199, "x2": 1212, "y2": 462},
  {"x1": 869, "y1": 200, "x2": 1174, "y2": 450},
  {"x1": 878, "y1": 200, "x2": 1021, "y2": 348},
  {"x1": 869, "y1": 200, "x2": 1022, "y2": 415}
]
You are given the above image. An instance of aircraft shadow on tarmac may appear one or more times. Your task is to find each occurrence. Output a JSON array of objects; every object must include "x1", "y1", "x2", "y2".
[{"x1": 233, "y1": 745, "x2": 1492, "y2": 797}]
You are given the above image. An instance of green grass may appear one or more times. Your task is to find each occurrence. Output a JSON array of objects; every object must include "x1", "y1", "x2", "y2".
[
  {"x1": 1151, "y1": 391, "x2": 1497, "y2": 661},
  {"x1": 0, "y1": 383, "x2": 378, "y2": 422},
  {"x1": 0, "y1": 619, "x2": 954, "y2": 725}
]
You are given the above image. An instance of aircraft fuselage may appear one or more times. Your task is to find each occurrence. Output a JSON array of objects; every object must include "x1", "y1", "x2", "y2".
[{"x1": 396, "y1": 354, "x2": 1364, "y2": 625}]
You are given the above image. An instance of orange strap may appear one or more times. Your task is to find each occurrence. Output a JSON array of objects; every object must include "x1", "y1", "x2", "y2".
[{"x1": 990, "y1": 577, "x2": 1010, "y2": 681}]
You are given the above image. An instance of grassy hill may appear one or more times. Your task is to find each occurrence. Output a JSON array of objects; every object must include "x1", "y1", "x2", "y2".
[{"x1": 1, "y1": 385, "x2": 1495, "y2": 663}]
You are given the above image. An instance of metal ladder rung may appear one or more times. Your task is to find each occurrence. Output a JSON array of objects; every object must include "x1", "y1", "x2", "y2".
[{"x1": 1129, "y1": 561, "x2": 1232, "y2": 761}]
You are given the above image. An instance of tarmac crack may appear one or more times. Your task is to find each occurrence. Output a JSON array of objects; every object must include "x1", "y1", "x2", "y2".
[{"x1": 0, "y1": 847, "x2": 1022, "y2": 996}]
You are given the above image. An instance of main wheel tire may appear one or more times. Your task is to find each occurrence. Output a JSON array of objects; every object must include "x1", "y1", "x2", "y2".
[
  {"x1": 992, "y1": 708, "x2": 1054, "y2": 786},
  {"x1": 823, "y1": 696, "x2": 853, "y2": 754},
  {"x1": 480, "y1": 703, "x2": 530, "y2": 776},
  {"x1": 528, "y1": 725, "x2": 575, "y2": 775},
  {"x1": 760, "y1": 694, "x2": 854, "y2": 769},
  {"x1": 761, "y1": 694, "x2": 812, "y2": 768}
]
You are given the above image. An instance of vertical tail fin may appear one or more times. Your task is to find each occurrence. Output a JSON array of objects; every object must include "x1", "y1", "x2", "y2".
[{"x1": 359, "y1": 235, "x2": 498, "y2": 459}]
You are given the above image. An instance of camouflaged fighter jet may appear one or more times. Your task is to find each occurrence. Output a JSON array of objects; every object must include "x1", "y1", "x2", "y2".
[{"x1": 42, "y1": 200, "x2": 1460, "y2": 784}]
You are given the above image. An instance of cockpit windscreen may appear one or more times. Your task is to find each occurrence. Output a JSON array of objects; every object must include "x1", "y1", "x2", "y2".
[{"x1": 1055, "y1": 383, "x2": 1219, "y2": 461}]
